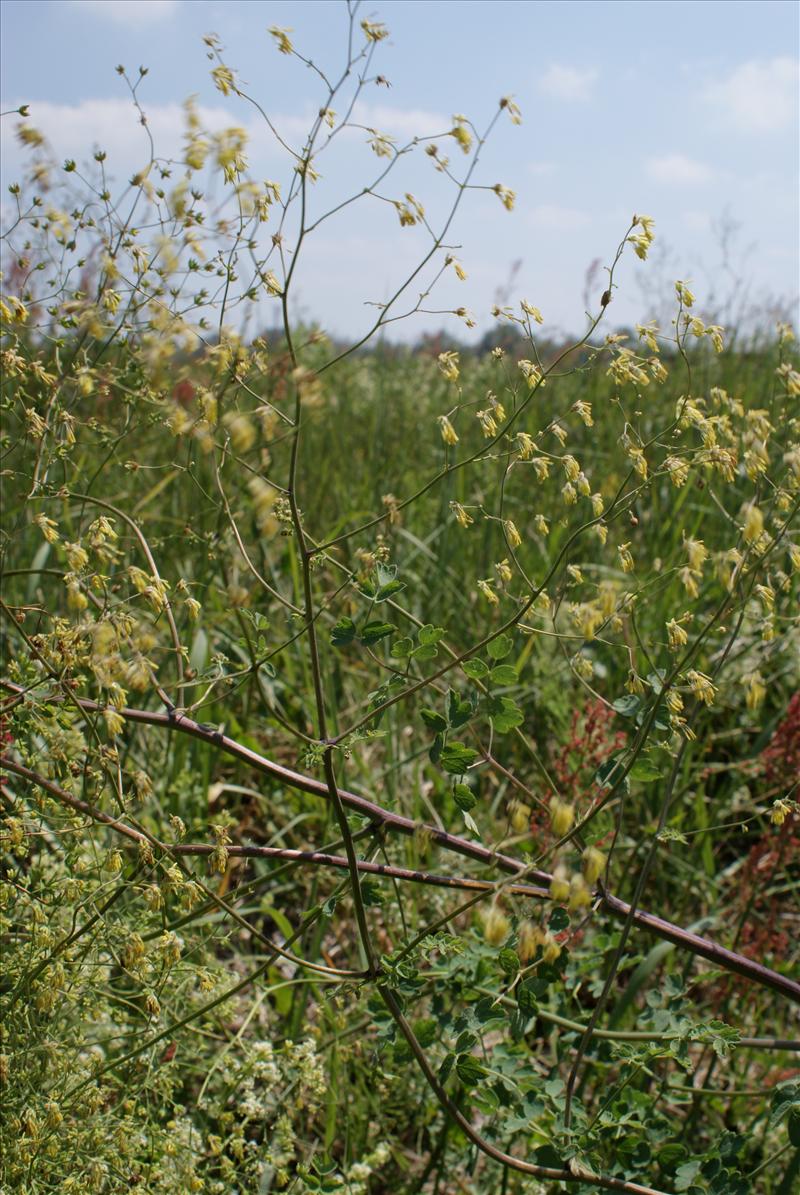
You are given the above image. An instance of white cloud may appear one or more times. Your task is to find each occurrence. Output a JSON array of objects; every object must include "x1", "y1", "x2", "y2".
[
  {"x1": 646, "y1": 154, "x2": 713, "y2": 186},
  {"x1": 527, "y1": 203, "x2": 589, "y2": 231},
  {"x1": 0, "y1": 96, "x2": 450, "y2": 187},
  {"x1": 0, "y1": 96, "x2": 330, "y2": 181},
  {"x1": 1, "y1": 98, "x2": 221, "y2": 170},
  {"x1": 704, "y1": 57, "x2": 799, "y2": 133},
  {"x1": 350, "y1": 102, "x2": 448, "y2": 140},
  {"x1": 69, "y1": 0, "x2": 179, "y2": 26},
  {"x1": 538, "y1": 64, "x2": 597, "y2": 102}
]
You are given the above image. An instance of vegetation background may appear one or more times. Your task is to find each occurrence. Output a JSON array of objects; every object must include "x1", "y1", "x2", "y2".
[{"x1": 1, "y1": 4, "x2": 798, "y2": 1195}]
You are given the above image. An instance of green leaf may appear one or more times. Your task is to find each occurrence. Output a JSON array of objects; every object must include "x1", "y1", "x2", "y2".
[
  {"x1": 462, "y1": 658, "x2": 489, "y2": 680},
  {"x1": 377, "y1": 561, "x2": 398, "y2": 586},
  {"x1": 472, "y1": 997, "x2": 503, "y2": 1024},
  {"x1": 260, "y1": 902, "x2": 294, "y2": 941},
  {"x1": 418, "y1": 624, "x2": 445, "y2": 646},
  {"x1": 438, "y1": 1054, "x2": 455, "y2": 1084},
  {"x1": 548, "y1": 907, "x2": 570, "y2": 932},
  {"x1": 657, "y1": 1144, "x2": 688, "y2": 1167},
  {"x1": 367, "y1": 676, "x2": 405, "y2": 714},
  {"x1": 330, "y1": 617, "x2": 356, "y2": 647},
  {"x1": 447, "y1": 689, "x2": 473, "y2": 728},
  {"x1": 487, "y1": 632, "x2": 513, "y2": 661},
  {"x1": 455, "y1": 1053, "x2": 486, "y2": 1087},
  {"x1": 472, "y1": 1084, "x2": 500, "y2": 1114},
  {"x1": 517, "y1": 982, "x2": 538, "y2": 1015},
  {"x1": 376, "y1": 579, "x2": 405, "y2": 601},
  {"x1": 498, "y1": 948, "x2": 519, "y2": 976},
  {"x1": 688, "y1": 1020, "x2": 741, "y2": 1058},
  {"x1": 489, "y1": 664, "x2": 518, "y2": 686},
  {"x1": 657, "y1": 826, "x2": 688, "y2": 844},
  {"x1": 360, "y1": 879, "x2": 384, "y2": 906},
  {"x1": 390, "y1": 637, "x2": 413, "y2": 658},
  {"x1": 411, "y1": 643, "x2": 439, "y2": 661},
  {"x1": 420, "y1": 707, "x2": 448, "y2": 733},
  {"x1": 360, "y1": 621, "x2": 395, "y2": 645},
  {"x1": 393, "y1": 1037, "x2": 412, "y2": 1063},
  {"x1": 675, "y1": 1161, "x2": 701, "y2": 1192},
  {"x1": 612, "y1": 694, "x2": 641, "y2": 718},
  {"x1": 455, "y1": 1030, "x2": 477, "y2": 1053},
  {"x1": 789, "y1": 1108, "x2": 800, "y2": 1147},
  {"x1": 535, "y1": 1146, "x2": 565, "y2": 1170},
  {"x1": 594, "y1": 753, "x2": 627, "y2": 789},
  {"x1": 452, "y1": 783, "x2": 477, "y2": 812},
  {"x1": 769, "y1": 1081, "x2": 800, "y2": 1131},
  {"x1": 630, "y1": 760, "x2": 663, "y2": 782},
  {"x1": 719, "y1": 1132, "x2": 745, "y2": 1162},
  {"x1": 462, "y1": 810, "x2": 480, "y2": 836},
  {"x1": 488, "y1": 696, "x2": 524, "y2": 733},
  {"x1": 440, "y1": 743, "x2": 479, "y2": 774},
  {"x1": 413, "y1": 1017, "x2": 437, "y2": 1047}
]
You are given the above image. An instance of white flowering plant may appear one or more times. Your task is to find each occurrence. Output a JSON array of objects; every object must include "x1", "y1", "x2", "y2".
[{"x1": 1, "y1": 5, "x2": 799, "y2": 1194}]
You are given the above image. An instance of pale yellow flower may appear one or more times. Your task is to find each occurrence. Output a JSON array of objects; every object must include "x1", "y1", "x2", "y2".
[
  {"x1": 437, "y1": 351, "x2": 459, "y2": 382},
  {"x1": 743, "y1": 671, "x2": 766, "y2": 711},
  {"x1": 477, "y1": 409, "x2": 498, "y2": 438},
  {"x1": 687, "y1": 670, "x2": 717, "y2": 706},
  {"x1": 504, "y1": 519, "x2": 522, "y2": 548},
  {"x1": 500, "y1": 96, "x2": 523, "y2": 124},
  {"x1": 211, "y1": 65, "x2": 236, "y2": 96},
  {"x1": 516, "y1": 431, "x2": 536, "y2": 459},
  {"x1": 361, "y1": 18, "x2": 389, "y2": 41},
  {"x1": 437, "y1": 414, "x2": 459, "y2": 445},
  {"x1": 666, "y1": 619, "x2": 688, "y2": 651},
  {"x1": 742, "y1": 503, "x2": 763, "y2": 545},
  {"x1": 493, "y1": 183, "x2": 515, "y2": 211},
  {"x1": 451, "y1": 116, "x2": 473, "y2": 154},
  {"x1": 477, "y1": 578, "x2": 499, "y2": 605},
  {"x1": 450, "y1": 502, "x2": 473, "y2": 528},
  {"x1": 520, "y1": 300, "x2": 543, "y2": 323},
  {"x1": 675, "y1": 279, "x2": 695, "y2": 308},
  {"x1": 269, "y1": 25, "x2": 294, "y2": 53},
  {"x1": 518, "y1": 359, "x2": 543, "y2": 389}
]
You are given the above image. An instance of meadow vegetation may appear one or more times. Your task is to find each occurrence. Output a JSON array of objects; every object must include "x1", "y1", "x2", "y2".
[{"x1": 1, "y1": 5, "x2": 798, "y2": 1194}]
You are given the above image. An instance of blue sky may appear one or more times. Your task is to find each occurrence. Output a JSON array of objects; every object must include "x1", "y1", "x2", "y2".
[{"x1": 1, "y1": 0, "x2": 798, "y2": 343}]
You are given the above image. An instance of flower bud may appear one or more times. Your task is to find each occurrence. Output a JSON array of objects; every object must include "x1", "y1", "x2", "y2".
[
  {"x1": 541, "y1": 931, "x2": 561, "y2": 963},
  {"x1": 517, "y1": 921, "x2": 544, "y2": 962},
  {"x1": 549, "y1": 863, "x2": 570, "y2": 903},
  {"x1": 509, "y1": 799, "x2": 531, "y2": 834},
  {"x1": 582, "y1": 846, "x2": 606, "y2": 886},
  {"x1": 550, "y1": 798, "x2": 575, "y2": 838},
  {"x1": 483, "y1": 905, "x2": 510, "y2": 946},
  {"x1": 568, "y1": 873, "x2": 592, "y2": 910}
]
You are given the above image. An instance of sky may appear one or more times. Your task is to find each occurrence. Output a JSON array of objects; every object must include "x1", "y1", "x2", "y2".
[{"x1": 1, "y1": 0, "x2": 798, "y2": 344}]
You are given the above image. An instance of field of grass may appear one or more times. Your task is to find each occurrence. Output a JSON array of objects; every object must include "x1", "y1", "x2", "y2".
[{"x1": 2, "y1": 324, "x2": 799, "y2": 1194}]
